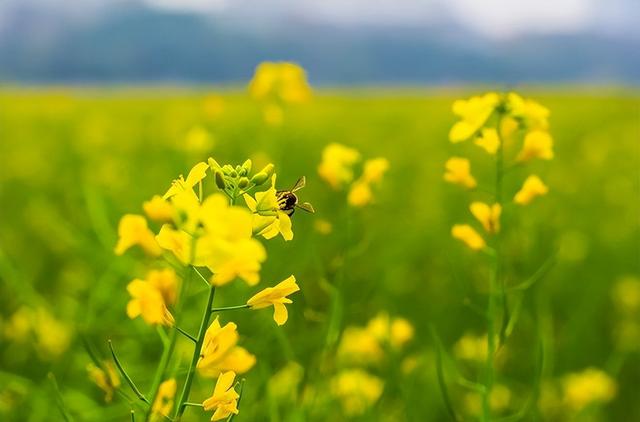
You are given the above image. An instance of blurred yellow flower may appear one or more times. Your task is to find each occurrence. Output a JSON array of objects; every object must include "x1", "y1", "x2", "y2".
[
  {"x1": 444, "y1": 157, "x2": 477, "y2": 189},
  {"x1": 464, "y1": 384, "x2": 512, "y2": 415},
  {"x1": 247, "y1": 275, "x2": 300, "y2": 325},
  {"x1": 562, "y1": 368, "x2": 616, "y2": 411},
  {"x1": 362, "y1": 158, "x2": 390, "y2": 183},
  {"x1": 318, "y1": 143, "x2": 361, "y2": 189},
  {"x1": 507, "y1": 93, "x2": 550, "y2": 130},
  {"x1": 331, "y1": 369, "x2": 384, "y2": 416},
  {"x1": 197, "y1": 317, "x2": 256, "y2": 378},
  {"x1": 263, "y1": 103, "x2": 284, "y2": 126},
  {"x1": 156, "y1": 225, "x2": 201, "y2": 265},
  {"x1": 87, "y1": 361, "x2": 120, "y2": 403},
  {"x1": 470, "y1": 202, "x2": 501, "y2": 234},
  {"x1": 202, "y1": 371, "x2": 239, "y2": 421},
  {"x1": 3, "y1": 307, "x2": 72, "y2": 358},
  {"x1": 612, "y1": 276, "x2": 640, "y2": 313},
  {"x1": 249, "y1": 62, "x2": 312, "y2": 104},
  {"x1": 366, "y1": 312, "x2": 414, "y2": 349},
  {"x1": 143, "y1": 195, "x2": 174, "y2": 223},
  {"x1": 114, "y1": 214, "x2": 162, "y2": 256},
  {"x1": 183, "y1": 126, "x2": 214, "y2": 153},
  {"x1": 244, "y1": 176, "x2": 294, "y2": 241},
  {"x1": 337, "y1": 327, "x2": 383, "y2": 365},
  {"x1": 314, "y1": 219, "x2": 333, "y2": 235},
  {"x1": 514, "y1": 175, "x2": 548, "y2": 205},
  {"x1": 452, "y1": 224, "x2": 486, "y2": 251},
  {"x1": 147, "y1": 268, "x2": 179, "y2": 306},
  {"x1": 152, "y1": 378, "x2": 176, "y2": 419},
  {"x1": 126, "y1": 279, "x2": 174, "y2": 326},
  {"x1": 475, "y1": 128, "x2": 500, "y2": 155},
  {"x1": 516, "y1": 130, "x2": 554, "y2": 162},
  {"x1": 163, "y1": 161, "x2": 209, "y2": 200},
  {"x1": 347, "y1": 180, "x2": 372, "y2": 207},
  {"x1": 268, "y1": 362, "x2": 304, "y2": 402},
  {"x1": 203, "y1": 94, "x2": 225, "y2": 119},
  {"x1": 453, "y1": 332, "x2": 488, "y2": 362},
  {"x1": 347, "y1": 157, "x2": 389, "y2": 207},
  {"x1": 449, "y1": 92, "x2": 500, "y2": 142}
]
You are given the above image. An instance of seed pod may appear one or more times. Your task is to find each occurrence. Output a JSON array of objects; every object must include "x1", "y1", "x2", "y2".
[
  {"x1": 215, "y1": 170, "x2": 226, "y2": 189},
  {"x1": 238, "y1": 177, "x2": 250, "y2": 189}
]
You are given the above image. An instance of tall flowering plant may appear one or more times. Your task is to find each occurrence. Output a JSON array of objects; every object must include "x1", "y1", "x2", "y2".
[
  {"x1": 439, "y1": 92, "x2": 555, "y2": 421},
  {"x1": 96, "y1": 158, "x2": 312, "y2": 421}
]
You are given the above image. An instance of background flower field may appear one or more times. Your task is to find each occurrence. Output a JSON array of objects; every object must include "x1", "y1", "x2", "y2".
[{"x1": 0, "y1": 88, "x2": 638, "y2": 421}]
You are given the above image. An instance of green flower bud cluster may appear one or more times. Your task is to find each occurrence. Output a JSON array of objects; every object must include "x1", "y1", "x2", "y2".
[{"x1": 208, "y1": 157, "x2": 275, "y2": 201}]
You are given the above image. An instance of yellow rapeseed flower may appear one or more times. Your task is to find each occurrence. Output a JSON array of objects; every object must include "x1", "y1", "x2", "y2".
[
  {"x1": 337, "y1": 327, "x2": 384, "y2": 365},
  {"x1": 318, "y1": 143, "x2": 361, "y2": 189},
  {"x1": 362, "y1": 158, "x2": 390, "y2": 183},
  {"x1": 365, "y1": 312, "x2": 414, "y2": 349},
  {"x1": 126, "y1": 279, "x2": 174, "y2": 326},
  {"x1": 268, "y1": 362, "x2": 304, "y2": 402},
  {"x1": 152, "y1": 379, "x2": 177, "y2": 419},
  {"x1": 612, "y1": 276, "x2": 640, "y2": 314},
  {"x1": 562, "y1": 368, "x2": 617, "y2": 411},
  {"x1": 114, "y1": 214, "x2": 162, "y2": 256},
  {"x1": 347, "y1": 157, "x2": 389, "y2": 207},
  {"x1": 314, "y1": 219, "x2": 333, "y2": 235},
  {"x1": 86, "y1": 361, "x2": 120, "y2": 402},
  {"x1": 247, "y1": 275, "x2": 300, "y2": 325},
  {"x1": 3, "y1": 307, "x2": 72, "y2": 358},
  {"x1": 143, "y1": 195, "x2": 174, "y2": 223},
  {"x1": 183, "y1": 126, "x2": 214, "y2": 153},
  {"x1": 244, "y1": 175, "x2": 294, "y2": 241},
  {"x1": 507, "y1": 93, "x2": 550, "y2": 130},
  {"x1": 147, "y1": 268, "x2": 179, "y2": 306},
  {"x1": 263, "y1": 103, "x2": 284, "y2": 126},
  {"x1": 516, "y1": 130, "x2": 554, "y2": 162},
  {"x1": 347, "y1": 180, "x2": 372, "y2": 207},
  {"x1": 197, "y1": 317, "x2": 256, "y2": 378},
  {"x1": 449, "y1": 92, "x2": 500, "y2": 142},
  {"x1": 453, "y1": 332, "x2": 488, "y2": 362},
  {"x1": 249, "y1": 62, "x2": 312, "y2": 104},
  {"x1": 330, "y1": 369, "x2": 384, "y2": 416},
  {"x1": 163, "y1": 161, "x2": 209, "y2": 200},
  {"x1": 470, "y1": 202, "x2": 501, "y2": 234},
  {"x1": 444, "y1": 157, "x2": 477, "y2": 189},
  {"x1": 452, "y1": 224, "x2": 486, "y2": 251},
  {"x1": 514, "y1": 175, "x2": 548, "y2": 205},
  {"x1": 202, "y1": 371, "x2": 239, "y2": 421},
  {"x1": 475, "y1": 128, "x2": 500, "y2": 155}
]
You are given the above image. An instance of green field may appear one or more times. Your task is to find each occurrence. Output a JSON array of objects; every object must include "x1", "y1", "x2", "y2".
[{"x1": 0, "y1": 89, "x2": 638, "y2": 421}]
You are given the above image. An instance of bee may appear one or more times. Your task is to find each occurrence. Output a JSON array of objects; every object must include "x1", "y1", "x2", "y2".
[{"x1": 276, "y1": 176, "x2": 315, "y2": 216}]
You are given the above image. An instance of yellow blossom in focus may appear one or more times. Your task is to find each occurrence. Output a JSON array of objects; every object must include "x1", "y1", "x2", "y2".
[
  {"x1": 314, "y1": 219, "x2": 333, "y2": 235},
  {"x1": 337, "y1": 327, "x2": 383, "y2": 365},
  {"x1": 444, "y1": 157, "x2": 477, "y2": 189},
  {"x1": 331, "y1": 369, "x2": 384, "y2": 416},
  {"x1": 249, "y1": 62, "x2": 312, "y2": 103},
  {"x1": 203, "y1": 371, "x2": 239, "y2": 421},
  {"x1": 143, "y1": 195, "x2": 174, "y2": 223},
  {"x1": 163, "y1": 161, "x2": 209, "y2": 200},
  {"x1": 244, "y1": 175, "x2": 293, "y2": 241},
  {"x1": 114, "y1": 214, "x2": 162, "y2": 256},
  {"x1": 87, "y1": 361, "x2": 120, "y2": 402},
  {"x1": 475, "y1": 128, "x2": 500, "y2": 155},
  {"x1": 516, "y1": 130, "x2": 554, "y2": 162},
  {"x1": 470, "y1": 202, "x2": 501, "y2": 234},
  {"x1": 452, "y1": 224, "x2": 486, "y2": 251},
  {"x1": 197, "y1": 317, "x2": 256, "y2": 378},
  {"x1": 562, "y1": 368, "x2": 616, "y2": 411},
  {"x1": 318, "y1": 143, "x2": 361, "y2": 189},
  {"x1": 247, "y1": 275, "x2": 300, "y2": 325},
  {"x1": 126, "y1": 279, "x2": 174, "y2": 326},
  {"x1": 507, "y1": 93, "x2": 550, "y2": 130},
  {"x1": 449, "y1": 92, "x2": 500, "y2": 142},
  {"x1": 156, "y1": 224, "x2": 203, "y2": 265},
  {"x1": 514, "y1": 175, "x2": 548, "y2": 205},
  {"x1": 147, "y1": 268, "x2": 179, "y2": 306},
  {"x1": 454, "y1": 332, "x2": 488, "y2": 362},
  {"x1": 152, "y1": 379, "x2": 176, "y2": 419}
]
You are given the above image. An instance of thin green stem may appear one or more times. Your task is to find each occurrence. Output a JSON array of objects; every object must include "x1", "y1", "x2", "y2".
[
  {"x1": 193, "y1": 266, "x2": 211, "y2": 288},
  {"x1": 174, "y1": 284, "x2": 216, "y2": 420},
  {"x1": 211, "y1": 304, "x2": 250, "y2": 312},
  {"x1": 183, "y1": 402, "x2": 203, "y2": 408},
  {"x1": 108, "y1": 340, "x2": 150, "y2": 405},
  {"x1": 176, "y1": 326, "x2": 197, "y2": 343}
]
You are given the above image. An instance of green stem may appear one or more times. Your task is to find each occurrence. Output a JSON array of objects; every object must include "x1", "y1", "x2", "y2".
[
  {"x1": 482, "y1": 114, "x2": 506, "y2": 422},
  {"x1": 174, "y1": 284, "x2": 216, "y2": 420},
  {"x1": 211, "y1": 304, "x2": 250, "y2": 312},
  {"x1": 176, "y1": 326, "x2": 197, "y2": 343},
  {"x1": 108, "y1": 340, "x2": 150, "y2": 405}
]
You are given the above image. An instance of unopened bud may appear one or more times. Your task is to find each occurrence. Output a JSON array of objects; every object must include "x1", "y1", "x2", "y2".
[
  {"x1": 215, "y1": 171, "x2": 226, "y2": 190},
  {"x1": 250, "y1": 172, "x2": 269, "y2": 186},
  {"x1": 242, "y1": 159, "x2": 252, "y2": 174},
  {"x1": 260, "y1": 163, "x2": 275, "y2": 178},
  {"x1": 238, "y1": 177, "x2": 250, "y2": 189},
  {"x1": 208, "y1": 157, "x2": 221, "y2": 171}
]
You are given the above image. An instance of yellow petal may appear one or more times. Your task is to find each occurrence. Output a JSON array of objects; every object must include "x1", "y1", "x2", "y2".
[{"x1": 273, "y1": 302, "x2": 289, "y2": 325}]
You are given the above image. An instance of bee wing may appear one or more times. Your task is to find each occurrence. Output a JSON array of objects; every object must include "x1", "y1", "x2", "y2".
[
  {"x1": 296, "y1": 202, "x2": 315, "y2": 213},
  {"x1": 291, "y1": 176, "x2": 306, "y2": 192}
]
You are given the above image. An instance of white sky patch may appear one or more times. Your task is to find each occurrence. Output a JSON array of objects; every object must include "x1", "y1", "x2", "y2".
[{"x1": 142, "y1": 0, "x2": 228, "y2": 13}]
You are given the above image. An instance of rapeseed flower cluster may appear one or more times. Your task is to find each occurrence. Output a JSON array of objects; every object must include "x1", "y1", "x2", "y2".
[
  {"x1": 249, "y1": 62, "x2": 312, "y2": 126},
  {"x1": 446, "y1": 92, "x2": 553, "y2": 251},
  {"x1": 318, "y1": 142, "x2": 389, "y2": 207},
  {"x1": 111, "y1": 157, "x2": 311, "y2": 420}
]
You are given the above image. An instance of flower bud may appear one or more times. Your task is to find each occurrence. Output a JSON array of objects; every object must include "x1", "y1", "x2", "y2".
[
  {"x1": 260, "y1": 163, "x2": 275, "y2": 178},
  {"x1": 222, "y1": 164, "x2": 234, "y2": 174},
  {"x1": 242, "y1": 159, "x2": 252, "y2": 174},
  {"x1": 215, "y1": 170, "x2": 226, "y2": 190},
  {"x1": 251, "y1": 172, "x2": 269, "y2": 186},
  {"x1": 208, "y1": 157, "x2": 221, "y2": 171},
  {"x1": 238, "y1": 177, "x2": 250, "y2": 189}
]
